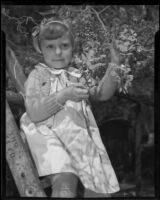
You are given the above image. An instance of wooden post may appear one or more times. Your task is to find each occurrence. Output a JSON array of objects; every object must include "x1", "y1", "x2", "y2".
[
  {"x1": 6, "y1": 46, "x2": 26, "y2": 94},
  {"x1": 6, "y1": 100, "x2": 46, "y2": 197},
  {"x1": 6, "y1": 90, "x2": 24, "y2": 107},
  {"x1": 134, "y1": 104, "x2": 143, "y2": 195}
]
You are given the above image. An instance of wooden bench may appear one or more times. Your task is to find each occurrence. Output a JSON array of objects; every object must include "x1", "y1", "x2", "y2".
[{"x1": 6, "y1": 46, "x2": 51, "y2": 197}]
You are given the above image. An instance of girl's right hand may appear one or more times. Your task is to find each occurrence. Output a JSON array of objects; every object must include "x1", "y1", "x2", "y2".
[{"x1": 65, "y1": 83, "x2": 89, "y2": 102}]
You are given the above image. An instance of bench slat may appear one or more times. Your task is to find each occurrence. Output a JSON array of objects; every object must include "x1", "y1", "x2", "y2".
[
  {"x1": 6, "y1": 101, "x2": 46, "y2": 197},
  {"x1": 6, "y1": 90, "x2": 24, "y2": 107}
]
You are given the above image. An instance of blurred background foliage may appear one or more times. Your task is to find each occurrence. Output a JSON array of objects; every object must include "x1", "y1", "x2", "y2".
[
  {"x1": 3, "y1": 5, "x2": 158, "y2": 197},
  {"x1": 3, "y1": 5, "x2": 158, "y2": 122}
]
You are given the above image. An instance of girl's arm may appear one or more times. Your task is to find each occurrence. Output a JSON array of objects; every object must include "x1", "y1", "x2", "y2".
[
  {"x1": 90, "y1": 68, "x2": 120, "y2": 101},
  {"x1": 90, "y1": 44, "x2": 121, "y2": 101},
  {"x1": 25, "y1": 70, "x2": 89, "y2": 123},
  {"x1": 24, "y1": 70, "x2": 66, "y2": 123}
]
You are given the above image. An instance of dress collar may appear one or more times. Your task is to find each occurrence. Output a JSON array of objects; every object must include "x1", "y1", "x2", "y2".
[{"x1": 37, "y1": 62, "x2": 81, "y2": 78}]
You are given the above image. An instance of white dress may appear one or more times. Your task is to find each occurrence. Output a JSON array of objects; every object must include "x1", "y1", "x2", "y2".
[{"x1": 20, "y1": 63, "x2": 120, "y2": 195}]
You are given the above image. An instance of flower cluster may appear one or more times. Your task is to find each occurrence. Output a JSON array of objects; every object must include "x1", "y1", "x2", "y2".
[
  {"x1": 108, "y1": 63, "x2": 134, "y2": 93},
  {"x1": 74, "y1": 54, "x2": 96, "y2": 88},
  {"x1": 74, "y1": 52, "x2": 106, "y2": 87},
  {"x1": 115, "y1": 26, "x2": 137, "y2": 53},
  {"x1": 74, "y1": 39, "x2": 106, "y2": 88},
  {"x1": 74, "y1": 51, "x2": 133, "y2": 94}
]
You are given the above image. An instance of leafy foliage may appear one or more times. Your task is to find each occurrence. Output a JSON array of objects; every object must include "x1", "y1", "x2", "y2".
[{"x1": 3, "y1": 5, "x2": 158, "y2": 128}]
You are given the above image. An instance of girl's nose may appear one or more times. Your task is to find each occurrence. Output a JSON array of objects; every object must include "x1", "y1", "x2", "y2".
[{"x1": 55, "y1": 47, "x2": 62, "y2": 55}]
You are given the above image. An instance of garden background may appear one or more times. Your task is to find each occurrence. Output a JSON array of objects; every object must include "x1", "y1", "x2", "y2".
[{"x1": 2, "y1": 4, "x2": 159, "y2": 197}]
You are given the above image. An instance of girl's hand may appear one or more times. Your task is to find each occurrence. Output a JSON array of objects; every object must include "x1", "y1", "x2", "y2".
[{"x1": 65, "y1": 83, "x2": 89, "y2": 102}]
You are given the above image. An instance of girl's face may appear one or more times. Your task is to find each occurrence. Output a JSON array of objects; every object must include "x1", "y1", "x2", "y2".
[{"x1": 40, "y1": 33, "x2": 73, "y2": 69}]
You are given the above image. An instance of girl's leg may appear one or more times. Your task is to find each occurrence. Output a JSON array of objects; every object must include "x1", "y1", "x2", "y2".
[
  {"x1": 50, "y1": 172, "x2": 78, "y2": 198},
  {"x1": 84, "y1": 188, "x2": 111, "y2": 198}
]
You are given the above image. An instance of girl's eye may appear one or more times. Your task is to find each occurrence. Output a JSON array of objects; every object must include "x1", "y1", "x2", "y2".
[
  {"x1": 47, "y1": 45, "x2": 54, "y2": 49},
  {"x1": 62, "y1": 43, "x2": 70, "y2": 49}
]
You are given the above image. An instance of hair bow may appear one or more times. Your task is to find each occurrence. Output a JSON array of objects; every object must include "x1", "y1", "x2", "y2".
[{"x1": 32, "y1": 17, "x2": 73, "y2": 38}]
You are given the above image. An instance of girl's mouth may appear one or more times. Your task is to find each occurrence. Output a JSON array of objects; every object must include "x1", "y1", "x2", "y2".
[{"x1": 53, "y1": 59, "x2": 63, "y2": 61}]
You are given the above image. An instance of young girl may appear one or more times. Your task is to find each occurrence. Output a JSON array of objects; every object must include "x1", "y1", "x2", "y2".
[{"x1": 20, "y1": 17, "x2": 121, "y2": 197}]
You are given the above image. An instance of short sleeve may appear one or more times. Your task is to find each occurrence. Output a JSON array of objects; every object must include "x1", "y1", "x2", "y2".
[{"x1": 24, "y1": 69, "x2": 63, "y2": 122}]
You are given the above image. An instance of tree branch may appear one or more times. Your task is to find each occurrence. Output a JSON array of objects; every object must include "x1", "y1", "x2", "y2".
[
  {"x1": 2, "y1": 8, "x2": 38, "y2": 35},
  {"x1": 120, "y1": 52, "x2": 133, "y2": 56},
  {"x1": 6, "y1": 38, "x2": 17, "y2": 47},
  {"x1": 67, "y1": 6, "x2": 83, "y2": 13},
  {"x1": 141, "y1": 48, "x2": 154, "y2": 52},
  {"x1": 91, "y1": 7, "x2": 108, "y2": 33},
  {"x1": 98, "y1": 6, "x2": 110, "y2": 15},
  {"x1": 2, "y1": 8, "x2": 38, "y2": 25},
  {"x1": 116, "y1": 92, "x2": 154, "y2": 107}
]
